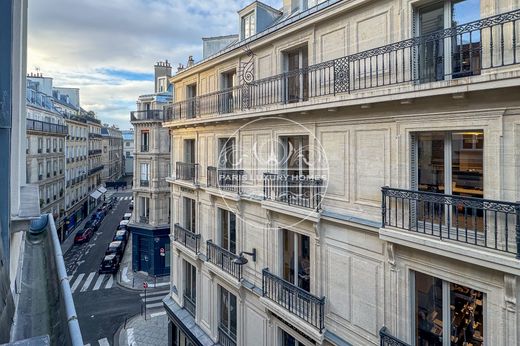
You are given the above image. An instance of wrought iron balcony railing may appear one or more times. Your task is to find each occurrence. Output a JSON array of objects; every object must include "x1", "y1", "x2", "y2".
[
  {"x1": 379, "y1": 327, "x2": 410, "y2": 346},
  {"x1": 262, "y1": 268, "x2": 325, "y2": 332},
  {"x1": 165, "y1": 9, "x2": 520, "y2": 122},
  {"x1": 263, "y1": 173, "x2": 324, "y2": 210},
  {"x1": 176, "y1": 162, "x2": 199, "y2": 184},
  {"x1": 183, "y1": 292, "x2": 196, "y2": 318},
  {"x1": 218, "y1": 325, "x2": 237, "y2": 346},
  {"x1": 173, "y1": 224, "x2": 201, "y2": 254},
  {"x1": 206, "y1": 240, "x2": 242, "y2": 280},
  {"x1": 140, "y1": 144, "x2": 149, "y2": 152},
  {"x1": 139, "y1": 216, "x2": 149, "y2": 224},
  {"x1": 88, "y1": 165, "x2": 104, "y2": 175},
  {"x1": 207, "y1": 167, "x2": 244, "y2": 194},
  {"x1": 26, "y1": 118, "x2": 68, "y2": 135},
  {"x1": 88, "y1": 149, "x2": 102, "y2": 155},
  {"x1": 140, "y1": 180, "x2": 149, "y2": 187},
  {"x1": 130, "y1": 109, "x2": 165, "y2": 121},
  {"x1": 381, "y1": 187, "x2": 520, "y2": 258}
]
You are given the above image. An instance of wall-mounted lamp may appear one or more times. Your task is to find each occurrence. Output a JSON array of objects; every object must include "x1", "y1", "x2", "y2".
[{"x1": 232, "y1": 248, "x2": 257, "y2": 265}]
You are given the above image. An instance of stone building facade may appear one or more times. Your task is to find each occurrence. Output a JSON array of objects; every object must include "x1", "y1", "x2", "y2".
[
  {"x1": 86, "y1": 111, "x2": 104, "y2": 212},
  {"x1": 129, "y1": 61, "x2": 173, "y2": 276},
  {"x1": 122, "y1": 129, "x2": 135, "y2": 176},
  {"x1": 26, "y1": 76, "x2": 67, "y2": 240},
  {"x1": 162, "y1": 1, "x2": 520, "y2": 346},
  {"x1": 101, "y1": 126, "x2": 123, "y2": 183}
]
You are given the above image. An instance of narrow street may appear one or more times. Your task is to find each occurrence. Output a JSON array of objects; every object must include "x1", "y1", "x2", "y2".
[{"x1": 63, "y1": 191, "x2": 167, "y2": 346}]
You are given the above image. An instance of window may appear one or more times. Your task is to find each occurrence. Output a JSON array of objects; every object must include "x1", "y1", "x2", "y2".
[
  {"x1": 183, "y1": 261, "x2": 197, "y2": 317},
  {"x1": 125, "y1": 141, "x2": 130, "y2": 147},
  {"x1": 282, "y1": 229, "x2": 311, "y2": 292},
  {"x1": 218, "y1": 209, "x2": 236, "y2": 254},
  {"x1": 414, "y1": 271, "x2": 484, "y2": 346},
  {"x1": 183, "y1": 197, "x2": 196, "y2": 232},
  {"x1": 242, "y1": 11, "x2": 255, "y2": 39},
  {"x1": 416, "y1": 0, "x2": 481, "y2": 82},
  {"x1": 219, "y1": 286, "x2": 237, "y2": 344},
  {"x1": 140, "y1": 163, "x2": 150, "y2": 185},
  {"x1": 413, "y1": 131, "x2": 484, "y2": 230},
  {"x1": 279, "y1": 136, "x2": 309, "y2": 177},
  {"x1": 38, "y1": 137, "x2": 43, "y2": 152},
  {"x1": 139, "y1": 197, "x2": 150, "y2": 220},
  {"x1": 53, "y1": 138, "x2": 57, "y2": 151},
  {"x1": 218, "y1": 138, "x2": 235, "y2": 169},
  {"x1": 184, "y1": 139, "x2": 196, "y2": 164},
  {"x1": 186, "y1": 84, "x2": 197, "y2": 119},
  {"x1": 141, "y1": 131, "x2": 149, "y2": 152},
  {"x1": 126, "y1": 151, "x2": 131, "y2": 158},
  {"x1": 219, "y1": 70, "x2": 236, "y2": 114},
  {"x1": 284, "y1": 45, "x2": 308, "y2": 103},
  {"x1": 280, "y1": 329, "x2": 306, "y2": 346}
]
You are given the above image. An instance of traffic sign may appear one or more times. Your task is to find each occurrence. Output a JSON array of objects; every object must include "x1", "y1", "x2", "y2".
[
  {"x1": 160, "y1": 247, "x2": 165, "y2": 256},
  {"x1": 143, "y1": 282, "x2": 148, "y2": 289}
]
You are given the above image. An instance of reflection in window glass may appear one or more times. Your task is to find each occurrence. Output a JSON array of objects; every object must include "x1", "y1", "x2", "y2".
[
  {"x1": 415, "y1": 272, "x2": 443, "y2": 346},
  {"x1": 450, "y1": 283, "x2": 484, "y2": 345}
]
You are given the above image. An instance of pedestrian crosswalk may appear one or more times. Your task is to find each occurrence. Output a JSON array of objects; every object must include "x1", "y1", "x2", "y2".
[
  {"x1": 140, "y1": 288, "x2": 169, "y2": 313},
  {"x1": 117, "y1": 196, "x2": 131, "y2": 200},
  {"x1": 69, "y1": 272, "x2": 115, "y2": 294}
]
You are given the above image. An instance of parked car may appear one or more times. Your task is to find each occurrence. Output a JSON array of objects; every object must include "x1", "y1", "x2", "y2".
[
  {"x1": 103, "y1": 201, "x2": 112, "y2": 211},
  {"x1": 98, "y1": 205, "x2": 109, "y2": 213},
  {"x1": 122, "y1": 212, "x2": 132, "y2": 221},
  {"x1": 91, "y1": 210, "x2": 105, "y2": 221},
  {"x1": 113, "y1": 230, "x2": 128, "y2": 248},
  {"x1": 118, "y1": 220, "x2": 129, "y2": 230},
  {"x1": 105, "y1": 240, "x2": 124, "y2": 259},
  {"x1": 74, "y1": 227, "x2": 94, "y2": 244},
  {"x1": 98, "y1": 254, "x2": 120, "y2": 274}
]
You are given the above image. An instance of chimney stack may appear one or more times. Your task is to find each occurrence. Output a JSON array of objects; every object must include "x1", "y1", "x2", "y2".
[
  {"x1": 187, "y1": 56, "x2": 195, "y2": 68},
  {"x1": 154, "y1": 59, "x2": 172, "y2": 93}
]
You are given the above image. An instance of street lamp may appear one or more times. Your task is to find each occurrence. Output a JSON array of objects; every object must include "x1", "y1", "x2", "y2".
[{"x1": 232, "y1": 248, "x2": 257, "y2": 265}]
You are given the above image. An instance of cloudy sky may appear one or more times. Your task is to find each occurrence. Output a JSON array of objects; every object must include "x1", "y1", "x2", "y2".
[{"x1": 28, "y1": 0, "x2": 280, "y2": 129}]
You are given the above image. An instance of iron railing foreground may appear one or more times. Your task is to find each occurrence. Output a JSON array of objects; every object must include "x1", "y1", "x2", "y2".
[
  {"x1": 176, "y1": 162, "x2": 199, "y2": 184},
  {"x1": 206, "y1": 240, "x2": 242, "y2": 280},
  {"x1": 130, "y1": 109, "x2": 165, "y2": 121},
  {"x1": 379, "y1": 327, "x2": 411, "y2": 346},
  {"x1": 207, "y1": 166, "x2": 244, "y2": 194},
  {"x1": 263, "y1": 173, "x2": 324, "y2": 210},
  {"x1": 381, "y1": 187, "x2": 520, "y2": 258},
  {"x1": 262, "y1": 268, "x2": 325, "y2": 332},
  {"x1": 173, "y1": 223, "x2": 201, "y2": 254},
  {"x1": 164, "y1": 8, "x2": 520, "y2": 121}
]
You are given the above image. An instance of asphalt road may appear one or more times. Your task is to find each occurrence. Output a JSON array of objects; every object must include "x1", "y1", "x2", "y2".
[{"x1": 64, "y1": 191, "x2": 141, "y2": 346}]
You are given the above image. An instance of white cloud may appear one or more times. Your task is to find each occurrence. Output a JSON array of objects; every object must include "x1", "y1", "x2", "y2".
[{"x1": 28, "y1": 0, "x2": 282, "y2": 129}]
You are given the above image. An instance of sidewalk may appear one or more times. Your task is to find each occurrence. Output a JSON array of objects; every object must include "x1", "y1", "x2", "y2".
[
  {"x1": 116, "y1": 232, "x2": 170, "y2": 290},
  {"x1": 117, "y1": 312, "x2": 168, "y2": 346},
  {"x1": 60, "y1": 199, "x2": 103, "y2": 254}
]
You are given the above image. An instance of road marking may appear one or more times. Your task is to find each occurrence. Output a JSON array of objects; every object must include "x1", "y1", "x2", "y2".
[
  {"x1": 146, "y1": 302, "x2": 164, "y2": 308},
  {"x1": 154, "y1": 282, "x2": 170, "y2": 287},
  {"x1": 139, "y1": 289, "x2": 170, "y2": 297},
  {"x1": 84, "y1": 344, "x2": 90, "y2": 346},
  {"x1": 93, "y1": 274, "x2": 106, "y2": 290},
  {"x1": 144, "y1": 295, "x2": 167, "y2": 303},
  {"x1": 80, "y1": 272, "x2": 96, "y2": 292},
  {"x1": 70, "y1": 273, "x2": 85, "y2": 293},
  {"x1": 105, "y1": 275, "x2": 114, "y2": 289},
  {"x1": 150, "y1": 311, "x2": 166, "y2": 318},
  {"x1": 121, "y1": 266, "x2": 130, "y2": 283},
  {"x1": 98, "y1": 338, "x2": 110, "y2": 346}
]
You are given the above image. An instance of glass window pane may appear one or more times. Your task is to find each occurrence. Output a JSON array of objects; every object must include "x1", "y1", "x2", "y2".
[
  {"x1": 229, "y1": 213, "x2": 236, "y2": 254},
  {"x1": 415, "y1": 272, "x2": 443, "y2": 346},
  {"x1": 297, "y1": 233, "x2": 310, "y2": 292},
  {"x1": 282, "y1": 229, "x2": 295, "y2": 285},
  {"x1": 450, "y1": 283, "x2": 484, "y2": 345}
]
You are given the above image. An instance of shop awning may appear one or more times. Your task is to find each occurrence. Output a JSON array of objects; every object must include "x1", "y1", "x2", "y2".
[
  {"x1": 90, "y1": 190, "x2": 102, "y2": 200},
  {"x1": 97, "y1": 186, "x2": 107, "y2": 194}
]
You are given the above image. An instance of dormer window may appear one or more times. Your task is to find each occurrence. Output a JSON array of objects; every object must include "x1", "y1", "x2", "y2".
[{"x1": 242, "y1": 11, "x2": 255, "y2": 39}]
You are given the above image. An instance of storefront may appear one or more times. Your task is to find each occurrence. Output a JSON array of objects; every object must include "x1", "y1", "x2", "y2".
[{"x1": 129, "y1": 225, "x2": 170, "y2": 276}]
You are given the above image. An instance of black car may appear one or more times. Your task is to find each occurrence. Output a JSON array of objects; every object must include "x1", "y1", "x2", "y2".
[
  {"x1": 98, "y1": 254, "x2": 120, "y2": 274},
  {"x1": 105, "y1": 240, "x2": 124, "y2": 259},
  {"x1": 84, "y1": 218, "x2": 101, "y2": 232}
]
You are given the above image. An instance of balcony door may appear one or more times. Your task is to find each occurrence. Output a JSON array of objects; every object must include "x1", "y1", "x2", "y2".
[
  {"x1": 284, "y1": 46, "x2": 308, "y2": 103},
  {"x1": 220, "y1": 70, "x2": 236, "y2": 114},
  {"x1": 183, "y1": 197, "x2": 196, "y2": 232},
  {"x1": 186, "y1": 84, "x2": 197, "y2": 118},
  {"x1": 218, "y1": 138, "x2": 235, "y2": 169},
  {"x1": 416, "y1": 0, "x2": 481, "y2": 82},
  {"x1": 282, "y1": 229, "x2": 310, "y2": 292},
  {"x1": 412, "y1": 131, "x2": 484, "y2": 232},
  {"x1": 183, "y1": 260, "x2": 196, "y2": 317},
  {"x1": 184, "y1": 139, "x2": 195, "y2": 164},
  {"x1": 279, "y1": 136, "x2": 310, "y2": 202},
  {"x1": 218, "y1": 208, "x2": 236, "y2": 254}
]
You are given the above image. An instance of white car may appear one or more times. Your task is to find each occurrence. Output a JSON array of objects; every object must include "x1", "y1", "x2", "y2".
[{"x1": 123, "y1": 213, "x2": 132, "y2": 221}]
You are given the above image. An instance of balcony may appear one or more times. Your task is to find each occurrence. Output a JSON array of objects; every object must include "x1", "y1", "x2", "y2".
[
  {"x1": 88, "y1": 149, "x2": 102, "y2": 155},
  {"x1": 165, "y1": 9, "x2": 520, "y2": 123},
  {"x1": 379, "y1": 327, "x2": 410, "y2": 346},
  {"x1": 263, "y1": 173, "x2": 324, "y2": 210},
  {"x1": 89, "y1": 132, "x2": 102, "y2": 139},
  {"x1": 130, "y1": 109, "x2": 165, "y2": 122},
  {"x1": 140, "y1": 180, "x2": 149, "y2": 187},
  {"x1": 183, "y1": 293, "x2": 196, "y2": 318},
  {"x1": 139, "y1": 216, "x2": 149, "y2": 224},
  {"x1": 88, "y1": 165, "x2": 104, "y2": 175},
  {"x1": 176, "y1": 162, "x2": 199, "y2": 184},
  {"x1": 206, "y1": 241, "x2": 242, "y2": 281},
  {"x1": 26, "y1": 118, "x2": 68, "y2": 135},
  {"x1": 262, "y1": 268, "x2": 325, "y2": 332},
  {"x1": 207, "y1": 167, "x2": 244, "y2": 194},
  {"x1": 173, "y1": 224, "x2": 201, "y2": 254},
  {"x1": 218, "y1": 326, "x2": 237, "y2": 346},
  {"x1": 381, "y1": 187, "x2": 520, "y2": 258}
]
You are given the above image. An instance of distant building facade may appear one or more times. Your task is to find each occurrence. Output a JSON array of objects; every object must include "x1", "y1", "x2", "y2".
[
  {"x1": 101, "y1": 126, "x2": 123, "y2": 183},
  {"x1": 122, "y1": 129, "x2": 134, "y2": 176},
  {"x1": 129, "y1": 61, "x2": 173, "y2": 276}
]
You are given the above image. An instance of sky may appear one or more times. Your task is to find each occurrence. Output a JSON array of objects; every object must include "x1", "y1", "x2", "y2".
[{"x1": 28, "y1": 0, "x2": 281, "y2": 130}]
